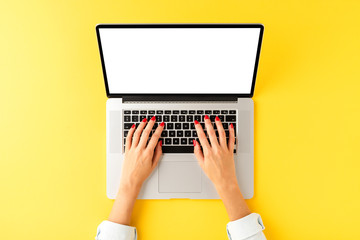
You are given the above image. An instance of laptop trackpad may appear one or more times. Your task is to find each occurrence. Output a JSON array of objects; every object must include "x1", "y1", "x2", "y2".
[{"x1": 158, "y1": 161, "x2": 202, "y2": 193}]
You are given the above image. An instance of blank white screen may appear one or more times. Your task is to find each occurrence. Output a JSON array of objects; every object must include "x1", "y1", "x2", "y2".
[{"x1": 99, "y1": 27, "x2": 261, "y2": 94}]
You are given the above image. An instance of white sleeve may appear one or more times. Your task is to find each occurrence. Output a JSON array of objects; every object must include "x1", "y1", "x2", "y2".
[
  {"x1": 95, "y1": 221, "x2": 137, "y2": 240},
  {"x1": 226, "y1": 213, "x2": 266, "y2": 240}
]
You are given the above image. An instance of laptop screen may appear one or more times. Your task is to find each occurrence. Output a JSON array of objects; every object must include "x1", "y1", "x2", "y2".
[{"x1": 97, "y1": 25, "x2": 263, "y2": 96}]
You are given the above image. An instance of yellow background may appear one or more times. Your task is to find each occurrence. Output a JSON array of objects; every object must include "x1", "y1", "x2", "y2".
[{"x1": 1, "y1": 0, "x2": 360, "y2": 239}]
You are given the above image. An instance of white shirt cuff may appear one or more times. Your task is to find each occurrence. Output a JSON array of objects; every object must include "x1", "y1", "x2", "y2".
[
  {"x1": 226, "y1": 213, "x2": 265, "y2": 240},
  {"x1": 96, "y1": 220, "x2": 137, "y2": 240}
]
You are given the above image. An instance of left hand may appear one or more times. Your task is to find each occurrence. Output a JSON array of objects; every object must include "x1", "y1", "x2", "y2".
[{"x1": 119, "y1": 116, "x2": 164, "y2": 192}]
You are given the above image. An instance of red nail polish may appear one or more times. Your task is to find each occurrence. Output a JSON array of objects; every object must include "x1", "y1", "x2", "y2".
[
  {"x1": 159, "y1": 140, "x2": 162, "y2": 147},
  {"x1": 193, "y1": 140, "x2": 196, "y2": 146},
  {"x1": 160, "y1": 122, "x2": 165, "y2": 127},
  {"x1": 215, "y1": 116, "x2": 220, "y2": 121},
  {"x1": 142, "y1": 118, "x2": 147, "y2": 122},
  {"x1": 230, "y1": 123, "x2": 233, "y2": 128},
  {"x1": 194, "y1": 120, "x2": 199, "y2": 125},
  {"x1": 151, "y1": 116, "x2": 156, "y2": 121},
  {"x1": 131, "y1": 124, "x2": 135, "y2": 128},
  {"x1": 204, "y1": 115, "x2": 209, "y2": 120}
]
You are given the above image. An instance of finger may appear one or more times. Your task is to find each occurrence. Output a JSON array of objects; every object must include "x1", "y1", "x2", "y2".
[
  {"x1": 152, "y1": 140, "x2": 163, "y2": 169},
  {"x1": 125, "y1": 123, "x2": 136, "y2": 151},
  {"x1": 215, "y1": 116, "x2": 227, "y2": 148},
  {"x1": 138, "y1": 116, "x2": 156, "y2": 148},
  {"x1": 194, "y1": 120, "x2": 210, "y2": 150},
  {"x1": 131, "y1": 118, "x2": 149, "y2": 148},
  {"x1": 147, "y1": 122, "x2": 165, "y2": 150},
  {"x1": 228, "y1": 123, "x2": 235, "y2": 152},
  {"x1": 204, "y1": 115, "x2": 219, "y2": 148},
  {"x1": 193, "y1": 140, "x2": 204, "y2": 168}
]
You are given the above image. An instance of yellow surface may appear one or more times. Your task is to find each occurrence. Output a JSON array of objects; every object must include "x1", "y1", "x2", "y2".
[{"x1": 1, "y1": 0, "x2": 360, "y2": 239}]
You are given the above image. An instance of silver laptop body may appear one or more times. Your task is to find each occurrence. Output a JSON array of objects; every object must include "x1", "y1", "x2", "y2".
[{"x1": 96, "y1": 24, "x2": 264, "y2": 199}]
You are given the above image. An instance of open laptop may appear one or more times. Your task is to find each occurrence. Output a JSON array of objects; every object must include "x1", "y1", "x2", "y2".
[{"x1": 96, "y1": 24, "x2": 264, "y2": 199}]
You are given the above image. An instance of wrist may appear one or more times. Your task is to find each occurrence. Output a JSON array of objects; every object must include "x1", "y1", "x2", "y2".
[
  {"x1": 117, "y1": 181, "x2": 142, "y2": 199},
  {"x1": 215, "y1": 179, "x2": 240, "y2": 197}
]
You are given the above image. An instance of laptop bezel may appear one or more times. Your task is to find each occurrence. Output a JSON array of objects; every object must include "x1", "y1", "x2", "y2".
[{"x1": 96, "y1": 23, "x2": 264, "y2": 99}]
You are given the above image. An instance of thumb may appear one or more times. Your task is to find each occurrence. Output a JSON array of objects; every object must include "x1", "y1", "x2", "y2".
[
  {"x1": 152, "y1": 140, "x2": 163, "y2": 169},
  {"x1": 193, "y1": 140, "x2": 204, "y2": 168}
]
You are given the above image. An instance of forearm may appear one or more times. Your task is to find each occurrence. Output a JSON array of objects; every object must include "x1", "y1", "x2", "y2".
[
  {"x1": 108, "y1": 184, "x2": 141, "y2": 225},
  {"x1": 216, "y1": 181, "x2": 251, "y2": 221}
]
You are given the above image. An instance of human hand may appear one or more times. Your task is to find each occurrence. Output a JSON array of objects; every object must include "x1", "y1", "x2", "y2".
[
  {"x1": 119, "y1": 116, "x2": 164, "y2": 192},
  {"x1": 193, "y1": 115, "x2": 237, "y2": 191}
]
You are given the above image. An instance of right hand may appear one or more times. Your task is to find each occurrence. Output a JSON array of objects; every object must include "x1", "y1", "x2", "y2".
[{"x1": 193, "y1": 115, "x2": 237, "y2": 190}]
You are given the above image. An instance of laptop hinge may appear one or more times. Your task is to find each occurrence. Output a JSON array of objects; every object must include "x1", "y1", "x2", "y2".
[{"x1": 122, "y1": 95, "x2": 238, "y2": 102}]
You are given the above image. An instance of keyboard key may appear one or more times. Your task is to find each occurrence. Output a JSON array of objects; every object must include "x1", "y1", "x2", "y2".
[
  {"x1": 229, "y1": 110, "x2": 236, "y2": 114},
  {"x1": 124, "y1": 131, "x2": 129, "y2": 137},
  {"x1": 183, "y1": 123, "x2": 189, "y2": 129},
  {"x1": 169, "y1": 131, "x2": 176, "y2": 137},
  {"x1": 124, "y1": 123, "x2": 133, "y2": 129},
  {"x1": 200, "y1": 123, "x2": 205, "y2": 129},
  {"x1": 132, "y1": 110, "x2": 139, "y2": 114},
  {"x1": 161, "y1": 146, "x2": 194, "y2": 153},
  {"x1": 153, "y1": 123, "x2": 158, "y2": 129},
  {"x1": 156, "y1": 110, "x2": 163, "y2": 114},
  {"x1": 181, "y1": 110, "x2": 188, "y2": 114},
  {"x1": 165, "y1": 138, "x2": 172, "y2": 145},
  {"x1": 221, "y1": 110, "x2": 228, "y2": 114},
  {"x1": 147, "y1": 115, "x2": 153, "y2": 120},
  {"x1": 175, "y1": 123, "x2": 182, "y2": 129},
  {"x1": 223, "y1": 123, "x2": 228, "y2": 129},
  {"x1": 185, "y1": 131, "x2": 191, "y2": 137},
  {"x1": 167, "y1": 123, "x2": 174, "y2": 129},
  {"x1": 192, "y1": 131, "x2": 197, "y2": 137},
  {"x1": 205, "y1": 110, "x2": 212, "y2": 114},
  {"x1": 191, "y1": 123, "x2": 195, "y2": 129},
  {"x1": 188, "y1": 138, "x2": 195, "y2": 145},
  {"x1": 163, "y1": 115, "x2": 170, "y2": 122},
  {"x1": 218, "y1": 115, "x2": 224, "y2": 121},
  {"x1": 171, "y1": 115, "x2": 178, "y2": 122},
  {"x1": 189, "y1": 110, "x2": 196, "y2": 114},
  {"x1": 156, "y1": 115, "x2": 162, "y2": 122},
  {"x1": 181, "y1": 138, "x2": 187, "y2": 145},
  {"x1": 210, "y1": 115, "x2": 216, "y2": 121},
  {"x1": 186, "y1": 115, "x2": 193, "y2": 122},
  {"x1": 161, "y1": 131, "x2": 168, "y2": 137},
  {"x1": 226, "y1": 115, "x2": 236, "y2": 122},
  {"x1": 165, "y1": 110, "x2": 171, "y2": 114},
  {"x1": 148, "y1": 110, "x2": 155, "y2": 114},
  {"x1": 173, "y1": 138, "x2": 180, "y2": 145},
  {"x1": 197, "y1": 110, "x2": 204, "y2": 114},
  {"x1": 213, "y1": 110, "x2": 220, "y2": 114},
  {"x1": 194, "y1": 115, "x2": 201, "y2": 121},
  {"x1": 172, "y1": 110, "x2": 179, "y2": 114},
  {"x1": 131, "y1": 116, "x2": 138, "y2": 122},
  {"x1": 179, "y1": 115, "x2": 186, "y2": 122},
  {"x1": 124, "y1": 115, "x2": 131, "y2": 122},
  {"x1": 124, "y1": 110, "x2": 131, "y2": 114},
  {"x1": 140, "y1": 110, "x2": 147, "y2": 114},
  {"x1": 139, "y1": 115, "x2": 146, "y2": 121},
  {"x1": 177, "y1": 131, "x2": 184, "y2": 137}
]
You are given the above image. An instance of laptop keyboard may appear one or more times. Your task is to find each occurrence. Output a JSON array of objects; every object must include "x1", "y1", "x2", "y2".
[{"x1": 123, "y1": 110, "x2": 237, "y2": 153}]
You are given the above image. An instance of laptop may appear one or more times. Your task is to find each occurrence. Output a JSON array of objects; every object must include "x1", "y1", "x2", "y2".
[{"x1": 96, "y1": 24, "x2": 264, "y2": 199}]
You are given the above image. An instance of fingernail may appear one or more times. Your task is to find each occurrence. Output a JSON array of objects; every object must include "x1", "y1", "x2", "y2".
[
  {"x1": 151, "y1": 116, "x2": 156, "y2": 121},
  {"x1": 204, "y1": 115, "x2": 209, "y2": 120},
  {"x1": 142, "y1": 118, "x2": 147, "y2": 122},
  {"x1": 215, "y1": 116, "x2": 220, "y2": 121},
  {"x1": 193, "y1": 140, "x2": 196, "y2": 146},
  {"x1": 194, "y1": 120, "x2": 199, "y2": 125},
  {"x1": 230, "y1": 123, "x2": 233, "y2": 128},
  {"x1": 131, "y1": 124, "x2": 135, "y2": 128},
  {"x1": 159, "y1": 140, "x2": 162, "y2": 147},
  {"x1": 160, "y1": 122, "x2": 165, "y2": 127}
]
